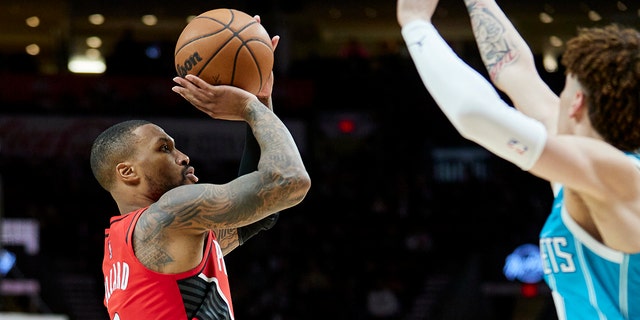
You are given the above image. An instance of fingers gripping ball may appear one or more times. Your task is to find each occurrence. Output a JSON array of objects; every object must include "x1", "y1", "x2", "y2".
[{"x1": 174, "y1": 8, "x2": 274, "y2": 94}]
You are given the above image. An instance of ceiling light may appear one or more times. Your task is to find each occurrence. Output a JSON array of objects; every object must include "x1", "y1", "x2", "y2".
[
  {"x1": 142, "y1": 15, "x2": 157, "y2": 26},
  {"x1": 616, "y1": 1, "x2": 627, "y2": 11},
  {"x1": 88, "y1": 14, "x2": 105, "y2": 25},
  {"x1": 543, "y1": 51, "x2": 558, "y2": 73},
  {"x1": 25, "y1": 44, "x2": 40, "y2": 56},
  {"x1": 68, "y1": 55, "x2": 106, "y2": 74},
  {"x1": 549, "y1": 36, "x2": 563, "y2": 47},
  {"x1": 588, "y1": 10, "x2": 602, "y2": 21},
  {"x1": 86, "y1": 36, "x2": 102, "y2": 48},
  {"x1": 25, "y1": 16, "x2": 40, "y2": 28},
  {"x1": 539, "y1": 12, "x2": 553, "y2": 23}
]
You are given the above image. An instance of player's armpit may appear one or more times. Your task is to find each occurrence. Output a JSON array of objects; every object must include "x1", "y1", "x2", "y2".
[{"x1": 213, "y1": 228, "x2": 241, "y2": 256}]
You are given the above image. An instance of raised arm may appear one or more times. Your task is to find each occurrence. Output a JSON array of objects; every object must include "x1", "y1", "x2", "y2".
[
  {"x1": 130, "y1": 77, "x2": 309, "y2": 271},
  {"x1": 397, "y1": 0, "x2": 547, "y2": 171},
  {"x1": 463, "y1": 0, "x2": 559, "y2": 131},
  {"x1": 398, "y1": 0, "x2": 640, "y2": 199},
  {"x1": 129, "y1": 72, "x2": 311, "y2": 269},
  {"x1": 218, "y1": 35, "x2": 284, "y2": 254},
  {"x1": 230, "y1": 72, "x2": 281, "y2": 251},
  {"x1": 168, "y1": 74, "x2": 309, "y2": 227}
]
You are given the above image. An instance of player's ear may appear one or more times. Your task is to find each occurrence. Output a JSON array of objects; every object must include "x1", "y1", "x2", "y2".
[
  {"x1": 568, "y1": 89, "x2": 587, "y2": 119},
  {"x1": 116, "y1": 162, "x2": 140, "y2": 185}
]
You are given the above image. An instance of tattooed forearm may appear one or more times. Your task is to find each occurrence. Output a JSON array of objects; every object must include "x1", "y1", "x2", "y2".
[
  {"x1": 244, "y1": 100, "x2": 311, "y2": 205},
  {"x1": 466, "y1": 0, "x2": 519, "y2": 81},
  {"x1": 141, "y1": 100, "x2": 309, "y2": 234}
]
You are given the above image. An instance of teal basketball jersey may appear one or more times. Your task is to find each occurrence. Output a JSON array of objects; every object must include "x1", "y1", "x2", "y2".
[{"x1": 539, "y1": 154, "x2": 640, "y2": 320}]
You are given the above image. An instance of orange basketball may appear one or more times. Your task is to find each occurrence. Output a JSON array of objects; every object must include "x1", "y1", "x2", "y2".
[{"x1": 174, "y1": 8, "x2": 273, "y2": 95}]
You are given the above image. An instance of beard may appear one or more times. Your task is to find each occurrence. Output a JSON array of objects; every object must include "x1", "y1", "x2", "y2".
[{"x1": 145, "y1": 169, "x2": 189, "y2": 201}]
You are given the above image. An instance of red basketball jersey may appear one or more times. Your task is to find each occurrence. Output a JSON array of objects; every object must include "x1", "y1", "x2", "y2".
[{"x1": 103, "y1": 207, "x2": 235, "y2": 320}]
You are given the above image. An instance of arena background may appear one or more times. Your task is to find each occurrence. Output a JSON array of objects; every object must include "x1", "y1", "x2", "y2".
[{"x1": 1, "y1": 0, "x2": 638, "y2": 319}]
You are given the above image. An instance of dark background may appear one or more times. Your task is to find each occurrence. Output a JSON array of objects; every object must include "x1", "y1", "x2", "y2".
[{"x1": 1, "y1": 0, "x2": 638, "y2": 319}]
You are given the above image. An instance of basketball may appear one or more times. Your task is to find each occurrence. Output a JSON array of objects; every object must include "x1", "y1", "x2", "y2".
[{"x1": 174, "y1": 8, "x2": 274, "y2": 95}]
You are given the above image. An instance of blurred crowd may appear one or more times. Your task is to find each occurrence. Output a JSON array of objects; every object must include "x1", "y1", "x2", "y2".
[{"x1": 0, "y1": 35, "x2": 560, "y2": 319}]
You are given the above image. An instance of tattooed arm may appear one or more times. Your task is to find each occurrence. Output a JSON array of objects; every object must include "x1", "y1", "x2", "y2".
[
  {"x1": 135, "y1": 76, "x2": 310, "y2": 273},
  {"x1": 464, "y1": 0, "x2": 559, "y2": 132},
  {"x1": 170, "y1": 86, "x2": 310, "y2": 230},
  {"x1": 215, "y1": 36, "x2": 282, "y2": 255},
  {"x1": 223, "y1": 70, "x2": 281, "y2": 253}
]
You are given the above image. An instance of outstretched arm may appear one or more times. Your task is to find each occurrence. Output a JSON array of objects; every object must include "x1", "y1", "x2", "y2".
[
  {"x1": 397, "y1": 0, "x2": 547, "y2": 171},
  {"x1": 463, "y1": 0, "x2": 559, "y2": 131},
  {"x1": 397, "y1": 0, "x2": 640, "y2": 200},
  {"x1": 397, "y1": 0, "x2": 640, "y2": 255}
]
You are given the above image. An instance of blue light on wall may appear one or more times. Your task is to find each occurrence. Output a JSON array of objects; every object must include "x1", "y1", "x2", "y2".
[
  {"x1": 0, "y1": 249, "x2": 16, "y2": 276},
  {"x1": 503, "y1": 243, "x2": 544, "y2": 284}
]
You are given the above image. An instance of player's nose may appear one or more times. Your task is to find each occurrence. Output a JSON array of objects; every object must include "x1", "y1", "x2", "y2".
[{"x1": 176, "y1": 150, "x2": 190, "y2": 166}]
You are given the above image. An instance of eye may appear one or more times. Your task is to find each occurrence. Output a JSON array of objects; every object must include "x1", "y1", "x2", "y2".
[{"x1": 160, "y1": 144, "x2": 171, "y2": 153}]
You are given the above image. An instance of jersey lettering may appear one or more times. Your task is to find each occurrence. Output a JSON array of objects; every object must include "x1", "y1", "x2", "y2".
[
  {"x1": 213, "y1": 240, "x2": 227, "y2": 276},
  {"x1": 104, "y1": 261, "x2": 130, "y2": 304},
  {"x1": 540, "y1": 237, "x2": 576, "y2": 274}
]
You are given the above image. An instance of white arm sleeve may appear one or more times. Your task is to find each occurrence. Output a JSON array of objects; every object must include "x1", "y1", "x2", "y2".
[{"x1": 401, "y1": 20, "x2": 546, "y2": 170}]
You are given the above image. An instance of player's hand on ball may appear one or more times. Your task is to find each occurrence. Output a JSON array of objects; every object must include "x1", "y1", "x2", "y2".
[
  {"x1": 174, "y1": 9, "x2": 273, "y2": 95},
  {"x1": 172, "y1": 75, "x2": 259, "y2": 122},
  {"x1": 256, "y1": 35, "x2": 279, "y2": 106}
]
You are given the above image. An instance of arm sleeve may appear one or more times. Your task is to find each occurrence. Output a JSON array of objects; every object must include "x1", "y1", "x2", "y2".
[
  {"x1": 401, "y1": 20, "x2": 547, "y2": 170},
  {"x1": 238, "y1": 124, "x2": 260, "y2": 176},
  {"x1": 237, "y1": 213, "x2": 279, "y2": 246}
]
